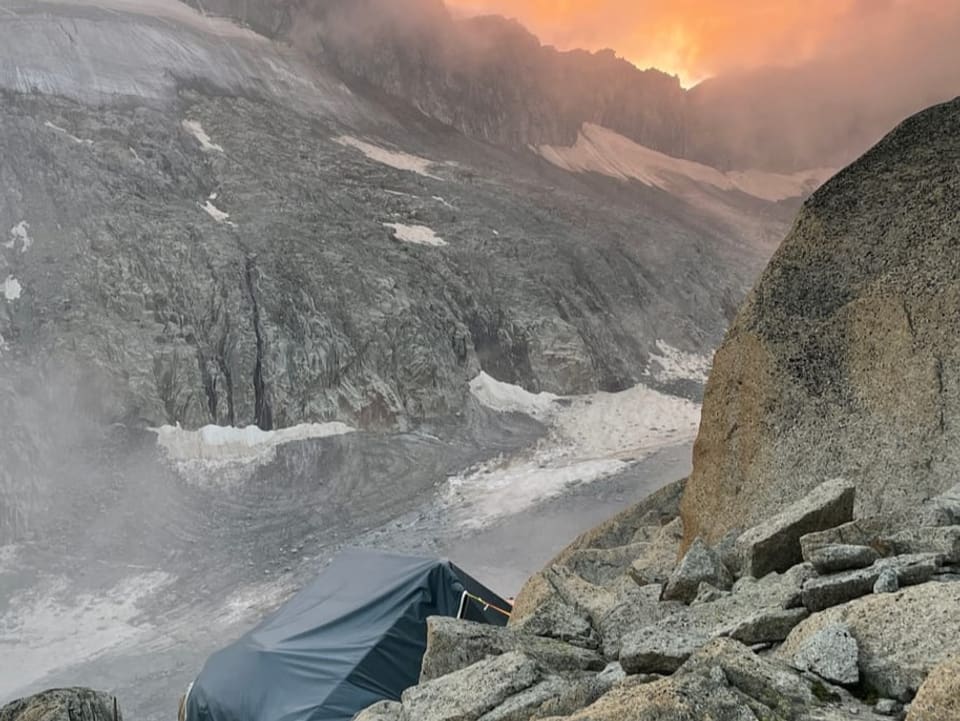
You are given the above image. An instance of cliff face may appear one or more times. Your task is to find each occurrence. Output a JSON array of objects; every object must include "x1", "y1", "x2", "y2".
[{"x1": 681, "y1": 97, "x2": 960, "y2": 546}]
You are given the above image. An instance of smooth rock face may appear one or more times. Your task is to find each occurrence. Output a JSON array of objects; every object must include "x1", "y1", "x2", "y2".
[
  {"x1": 735, "y1": 479, "x2": 856, "y2": 578},
  {"x1": 661, "y1": 537, "x2": 732, "y2": 603},
  {"x1": 0, "y1": 689, "x2": 121, "y2": 721},
  {"x1": 619, "y1": 626, "x2": 707, "y2": 674},
  {"x1": 789, "y1": 624, "x2": 860, "y2": 685},
  {"x1": 420, "y1": 617, "x2": 604, "y2": 682},
  {"x1": 781, "y1": 583, "x2": 960, "y2": 700},
  {"x1": 680, "y1": 98, "x2": 960, "y2": 547},
  {"x1": 808, "y1": 544, "x2": 880, "y2": 574},
  {"x1": 905, "y1": 657, "x2": 960, "y2": 721},
  {"x1": 400, "y1": 651, "x2": 541, "y2": 721},
  {"x1": 800, "y1": 554, "x2": 939, "y2": 612},
  {"x1": 921, "y1": 484, "x2": 960, "y2": 526}
]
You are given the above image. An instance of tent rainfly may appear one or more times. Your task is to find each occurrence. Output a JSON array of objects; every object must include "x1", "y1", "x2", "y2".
[{"x1": 185, "y1": 548, "x2": 511, "y2": 721}]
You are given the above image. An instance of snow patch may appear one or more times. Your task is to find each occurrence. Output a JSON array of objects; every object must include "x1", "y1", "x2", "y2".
[
  {"x1": 216, "y1": 580, "x2": 294, "y2": 628},
  {"x1": 182, "y1": 120, "x2": 224, "y2": 153},
  {"x1": 540, "y1": 124, "x2": 835, "y2": 202},
  {"x1": 648, "y1": 340, "x2": 712, "y2": 384},
  {"x1": 384, "y1": 223, "x2": 447, "y2": 247},
  {"x1": 432, "y1": 195, "x2": 454, "y2": 208},
  {"x1": 0, "y1": 571, "x2": 173, "y2": 700},
  {"x1": 43, "y1": 121, "x2": 93, "y2": 146},
  {"x1": 7, "y1": 221, "x2": 31, "y2": 252},
  {"x1": 469, "y1": 372, "x2": 558, "y2": 419},
  {"x1": 335, "y1": 136, "x2": 439, "y2": 179},
  {"x1": 3, "y1": 276, "x2": 22, "y2": 301},
  {"x1": 452, "y1": 375, "x2": 701, "y2": 528},
  {"x1": 153, "y1": 422, "x2": 355, "y2": 464},
  {"x1": 202, "y1": 200, "x2": 235, "y2": 226}
]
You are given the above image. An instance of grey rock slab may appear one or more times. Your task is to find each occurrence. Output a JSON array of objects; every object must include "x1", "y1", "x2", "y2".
[
  {"x1": 782, "y1": 583, "x2": 960, "y2": 701},
  {"x1": 400, "y1": 651, "x2": 541, "y2": 721},
  {"x1": 420, "y1": 617, "x2": 604, "y2": 682},
  {"x1": 725, "y1": 607, "x2": 811, "y2": 645},
  {"x1": 691, "y1": 581, "x2": 730, "y2": 605},
  {"x1": 356, "y1": 701, "x2": 403, "y2": 721},
  {"x1": 801, "y1": 554, "x2": 940, "y2": 612},
  {"x1": 789, "y1": 623, "x2": 860, "y2": 685},
  {"x1": 874, "y1": 699, "x2": 900, "y2": 716},
  {"x1": 920, "y1": 484, "x2": 960, "y2": 526},
  {"x1": 808, "y1": 544, "x2": 880, "y2": 574},
  {"x1": 619, "y1": 625, "x2": 708, "y2": 674},
  {"x1": 0, "y1": 689, "x2": 122, "y2": 721},
  {"x1": 736, "y1": 479, "x2": 856, "y2": 579},
  {"x1": 880, "y1": 526, "x2": 960, "y2": 564},
  {"x1": 662, "y1": 537, "x2": 733, "y2": 604},
  {"x1": 476, "y1": 676, "x2": 567, "y2": 721},
  {"x1": 800, "y1": 516, "x2": 903, "y2": 561}
]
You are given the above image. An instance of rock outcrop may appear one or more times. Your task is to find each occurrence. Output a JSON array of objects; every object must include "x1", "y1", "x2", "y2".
[
  {"x1": 0, "y1": 689, "x2": 121, "y2": 721},
  {"x1": 681, "y1": 97, "x2": 960, "y2": 548},
  {"x1": 905, "y1": 657, "x2": 960, "y2": 721}
]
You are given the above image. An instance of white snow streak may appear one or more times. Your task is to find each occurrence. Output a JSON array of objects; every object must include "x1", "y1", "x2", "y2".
[
  {"x1": 154, "y1": 422, "x2": 355, "y2": 463},
  {"x1": 182, "y1": 120, "x2": 224, "y2": 153},
  {"x1": 202, "y1": 200, "x2": 234, "y2": 225},
  {"x1": 384, "y1": 223, "x2": 447, "y2": 247},
  {"x1": 540, "y1": 124, "x2": 835, "y2": 202},
  {"x1": 43, "y1": 121, "x2": 93, "y2": 146},
  {"x1": 3, "y1": 276, "x2": 22, "y2": 301},
  {"x1": 6, "y1": 221, "x2": 31, "y2": 252},
  {"x1": 335, "y1": 136, "x2": 439, "y2": 178}
]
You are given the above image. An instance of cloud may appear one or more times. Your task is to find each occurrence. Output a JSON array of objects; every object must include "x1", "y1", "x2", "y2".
[{"x1": 446, "y1": 0, "x2": 958, "y2": 87}]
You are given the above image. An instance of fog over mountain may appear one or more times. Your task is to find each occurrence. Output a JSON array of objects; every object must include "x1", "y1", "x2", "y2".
[{"x1": 2, "y1": 2, "x2": 956, "y2": 720}]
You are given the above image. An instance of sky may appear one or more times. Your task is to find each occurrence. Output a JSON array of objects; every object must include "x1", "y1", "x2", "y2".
[{"x1": 446, "y1": 0, "x2": 951, "y2": 87}]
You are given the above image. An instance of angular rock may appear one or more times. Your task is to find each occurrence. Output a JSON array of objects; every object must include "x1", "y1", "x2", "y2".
[
  {"x1": 874, "y1": 699, "x2": 900, "y2": 717},
  {"x1": 355, "y1": 701, "x2": 403, "y2": 721},
  {"x1": 661, "y1": 537, "x2": 732, "y2": 604},
  {"x1": 420, "y1": 617, "x2": 604, "y2": 682},
  {"x1": 873, "y1": 568, "x2": 899, "y2": 594},
  {"x1": 0, "y1": 690, "x2": 122, "y2": 721},
  {"x1": 789, "y1": 624, "x2": 860, "y2": 685},
  {"x1": 565, "y1": 542, "x2": 654, "y2": 586},
  {"x1": 736, "y1": 479, "x2": 856, "y2": 579},
  {"x1": 627, "y1": 517, "x2": 685, "y2": 586},
  {"x1": 619, "y1": 625, "x2": 707, "y2": 674},
  {"x1": 920, "y1": 483, "x2": 960, "y2": 526},
  {"x1": 905, "y1": 657, "x2": 960, "y2": 721},
  {"x1": 507, "y1": 572, "x2": 600, "y2": 649},
  {"x1": 808, "y1": 544, "x2": 880, "y2": 574},
  {"x1": 400, "y1": 651, "x2": 541, "y2": 721},
  {"x1": 880, "y1": 526, "x2": 960, "y2": 564},
  {"x1": 476, "y1": 677, "x2": 567, "y2": 721},
  {"x1": 596, "y1": 582, "x2": 669, "y2": 659},
  {"x1": 800, "y1": 516, "x2": 902, "y2": 560},
  {"x1": 781, "y1": 582, "x2": 960, "y2": 701},
  {"x1": 801, "y1": 554, "x2": 940, "y2": 612},
  {"x1": 725, "y1": 607, "x2": 810, "y2": 645},
  {"x1": 691, "y1": 582, "x2": 729, "y2": 605}
]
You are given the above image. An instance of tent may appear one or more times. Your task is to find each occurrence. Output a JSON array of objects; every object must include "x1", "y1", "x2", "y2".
[{"x1": 185, "y1": 548, "x2": 511, "y2": 721}]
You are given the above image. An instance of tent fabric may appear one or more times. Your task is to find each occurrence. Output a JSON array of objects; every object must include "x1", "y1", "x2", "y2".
[{"x1": 186, "y1": 548, "x2": 510, "y2": 721}]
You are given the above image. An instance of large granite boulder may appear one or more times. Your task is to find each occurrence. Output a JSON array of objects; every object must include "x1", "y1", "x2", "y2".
[
  {"x1": 680, "y1": 97, "x2": 960, "y2": 548},
  {"x1": 0, "y1": 689, "x2": 121, "y2": 721},
  {"x1": 905, "y1": 657, "x2": 960, "y2": 721},
  {"x1": 780, "y1": 582, "x2": 960, "y2": 700}
]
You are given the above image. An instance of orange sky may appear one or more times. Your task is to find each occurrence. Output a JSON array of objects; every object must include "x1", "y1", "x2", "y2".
[{"x1": 446, "y1": 0, "x2": 918, "y2": 86}]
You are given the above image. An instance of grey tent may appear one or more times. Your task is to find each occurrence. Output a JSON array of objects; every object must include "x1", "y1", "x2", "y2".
[{"x1": 185, "y1": 548, "x2": 511, "y2": 721}]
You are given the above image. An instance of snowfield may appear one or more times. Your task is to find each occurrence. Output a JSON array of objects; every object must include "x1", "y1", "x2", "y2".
[
  {"x1": 182, "y1": 120, "x2": 224, "y2": 153},
  {"x1": 153, "y1": 422, "x2": 355, "y2": 464},
  {"x1": 540, "y1": 123, "x2": 835, "y2": 202},
  {"x1": 447, "y1": 373, "x2": 701, "y2": 528},
  {"x1": 3, "y1": 276, "x2": 22, "y2": 301}
]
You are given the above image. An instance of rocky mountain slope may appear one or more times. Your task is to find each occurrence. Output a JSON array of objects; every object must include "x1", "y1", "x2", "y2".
[
  {"x1": 0, "y1": 0, "x2": 794, "y2": 545},
  {"x1": 187, "y1": 0, "x2": 960, "y2": 174},
  {"x1": 681, "y1": 96, "x2": 960, "y2": 547}
]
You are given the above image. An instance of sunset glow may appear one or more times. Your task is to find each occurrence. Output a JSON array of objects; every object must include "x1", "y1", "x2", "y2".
[{"x1": 446, "y1": 0, "x2": 929, "y2": 87}]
